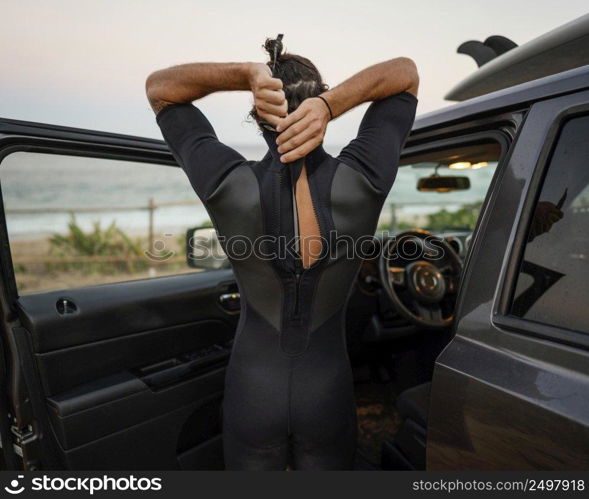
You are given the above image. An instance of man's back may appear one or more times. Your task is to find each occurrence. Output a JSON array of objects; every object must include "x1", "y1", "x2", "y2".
[{"x1": 156, "y1": 92, "x2": 417, "y2": 344}]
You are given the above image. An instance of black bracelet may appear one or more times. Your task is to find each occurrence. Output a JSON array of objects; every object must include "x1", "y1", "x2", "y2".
[{"x1": 316, "y1": 95, "x2": 334, "y2": 120}]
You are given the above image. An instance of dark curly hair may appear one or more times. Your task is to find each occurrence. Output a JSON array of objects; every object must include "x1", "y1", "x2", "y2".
[{"x1": 249, "y1": 35, "x2": 328, "y2": 126}]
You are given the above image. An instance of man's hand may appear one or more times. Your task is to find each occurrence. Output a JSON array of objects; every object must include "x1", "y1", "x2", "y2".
[
  {"x1": 271, "y1": 57, "x2": 419, "y2": 162},
  {"x1": 275, "y1": 97, "x2": 331, "y2": 163},
  {"x1": 248, "y1": 63, "x2": 287, "y2": 128}
]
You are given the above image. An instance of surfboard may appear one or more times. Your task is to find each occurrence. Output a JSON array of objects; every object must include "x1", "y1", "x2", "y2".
[{"x1": 446, "y1": 14, "x2": 589, "y2": 101}]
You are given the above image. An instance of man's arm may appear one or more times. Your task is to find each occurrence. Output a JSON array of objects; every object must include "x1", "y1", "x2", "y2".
[
  {"x1": 146, "y1": 62, "x2": 287, "y2": 125},
  {"x1": 320, "y1": 57, "x2": 418, "y2": 118},
  {"x1": 276, "y1": 57, "x2": 419, "y2": 163},
  {"x1": 148, "y1": 62, "x2": 286, "y2": 201}
]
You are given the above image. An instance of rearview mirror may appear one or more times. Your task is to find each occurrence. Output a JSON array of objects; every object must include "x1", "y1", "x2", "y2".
[
  {"x1": 185, "y1": 226, "x2": 229, "y2": 270},
  {"x1": 417, "y1": 175, "x2": 471, "y2": 192}
]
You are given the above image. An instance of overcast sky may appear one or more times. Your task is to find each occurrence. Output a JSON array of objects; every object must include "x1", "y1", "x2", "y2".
[{"x1": 2, "y1": 0, "x2": 588, "y2": 147}]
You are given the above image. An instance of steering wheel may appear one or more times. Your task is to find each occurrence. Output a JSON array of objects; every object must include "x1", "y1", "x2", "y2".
[{"x1": 378, "y1": 230, "x2": 462, "y2": 329}]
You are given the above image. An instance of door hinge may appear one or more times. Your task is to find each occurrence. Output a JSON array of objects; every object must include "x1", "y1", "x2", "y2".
[{"x1": 10, "y1": 423, "x2": 37, "y2": 459}]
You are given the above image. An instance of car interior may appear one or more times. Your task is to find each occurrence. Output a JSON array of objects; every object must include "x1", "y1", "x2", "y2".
[
  {"x1": 0, "y1": 128, "x2": 503, "y2": 470},
  {"x1": 344, "y1": 141, "x2": 501, "y2": 469}
]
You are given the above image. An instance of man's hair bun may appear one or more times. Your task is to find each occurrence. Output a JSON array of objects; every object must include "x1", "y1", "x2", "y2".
[
  {"x1": 249, "y1": 34, "x2": 328, "y2": 125},
  {"x1": 264, "y1": 35, "x2": 284, "y2": 62}
]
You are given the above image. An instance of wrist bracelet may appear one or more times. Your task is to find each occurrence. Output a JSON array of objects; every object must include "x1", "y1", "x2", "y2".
[{"x1": 316, "y1": 95, "x2": 334, "y2": 120}]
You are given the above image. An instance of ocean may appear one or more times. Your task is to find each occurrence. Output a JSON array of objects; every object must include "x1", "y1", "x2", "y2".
[{"x1": 0, "y1": 148, "x2": 494, "y2": 242}]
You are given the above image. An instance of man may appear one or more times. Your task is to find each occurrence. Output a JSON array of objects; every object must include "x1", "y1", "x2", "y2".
[{"x1": 146, "y1": 36, "x2": 418, "y2": 470}]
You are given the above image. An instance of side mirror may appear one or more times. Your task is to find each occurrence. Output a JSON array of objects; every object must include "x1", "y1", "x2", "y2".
[
  {"x1": 417, "y1": 175, "x2": 471, "y2": 192},
  {"x1": 185, "y1": 226, "x2": 229, "y2": 270}
]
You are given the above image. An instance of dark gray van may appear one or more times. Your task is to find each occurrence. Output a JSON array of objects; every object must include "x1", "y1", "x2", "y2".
[{"x1": 1, "y1": 42, "x2": 588, "y2": 471}]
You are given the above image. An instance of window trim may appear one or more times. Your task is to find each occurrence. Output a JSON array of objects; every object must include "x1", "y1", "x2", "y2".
[
  {"x1": 0, "y1": 138, "x2": 179, "y2": 305},
  {"x1": 493, "y1": 103, "x2": 589, "y2": 350}
]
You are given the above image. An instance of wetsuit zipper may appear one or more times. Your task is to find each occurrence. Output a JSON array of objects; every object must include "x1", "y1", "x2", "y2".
[
  {"x1": 276, "y1": 166, "x2": 303, "y2": 323},
  {"x1": 291, "y1": 165, "x2": 304, "y2": 322},
  {"x1": 293, "y1": 257, "x2": 305, "y2": 320},
  {"x1": 288, "y1": 157, "x2": 324, "y2": 323}
]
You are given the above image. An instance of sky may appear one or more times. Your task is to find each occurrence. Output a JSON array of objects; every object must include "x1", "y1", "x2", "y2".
[{"x1": 1, "y1": 0, "x2": 588, "y2": 148}]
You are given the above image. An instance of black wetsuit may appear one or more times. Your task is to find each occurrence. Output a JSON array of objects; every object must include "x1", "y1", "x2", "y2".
[{"x1": 156, "y1": 91, "x2": 417, "y2": 470}]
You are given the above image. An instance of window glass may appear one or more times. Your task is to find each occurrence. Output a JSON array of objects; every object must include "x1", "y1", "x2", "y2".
[
  {"x1": 511, "y1": 115, "x2": 589, "y2": 333},
  {"x1": 378, "y1": 163, "x2": 496, "y2": 234},
  {"x1": 0, "y1": 152, "x2": 213, "y2": 294},
  {"x1": 376, "y1": 142, "x2": 501, "y2": 251}
]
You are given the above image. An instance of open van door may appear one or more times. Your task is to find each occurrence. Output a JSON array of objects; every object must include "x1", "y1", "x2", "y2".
[{"x1": 0, "y1": 118, "x2": 240, "y2": 470}]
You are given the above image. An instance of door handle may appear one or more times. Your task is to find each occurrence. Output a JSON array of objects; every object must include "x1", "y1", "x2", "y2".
[
  {"x1": 56, "y1": 298, "x2": 77, "y2": 315},
  {"x1": 219, "y1": 293, "x2": 240, "y2": 313}
]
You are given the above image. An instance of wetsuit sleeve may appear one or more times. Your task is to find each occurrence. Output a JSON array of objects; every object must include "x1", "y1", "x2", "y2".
[
  {"x1": 337, "y1": 91, "x2": 417, "y2": 194},
  {"x1": 156, "y1": 103, "x2": 247, "y2": 201}
]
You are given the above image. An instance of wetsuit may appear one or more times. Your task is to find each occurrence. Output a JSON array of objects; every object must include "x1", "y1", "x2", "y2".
[{"x1": 156, "y1": 91, "x2": 417, "y2": 470}]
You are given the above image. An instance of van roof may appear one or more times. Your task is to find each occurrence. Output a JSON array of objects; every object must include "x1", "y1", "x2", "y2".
[{"x1": 413, "y1": 64, "x2": 589, "y2": 133}]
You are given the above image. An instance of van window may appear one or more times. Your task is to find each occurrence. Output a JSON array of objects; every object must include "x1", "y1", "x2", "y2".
[
  {"x1": 0, "y1": 152, "x2": 213, "y2": 294},
  {"x1": 510, "y1": 115, "x2": 589, "y2": 333}
]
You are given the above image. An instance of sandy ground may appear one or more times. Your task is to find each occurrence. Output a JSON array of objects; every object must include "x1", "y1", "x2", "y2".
[{"x1": 356, "y1": 382, "x2": 402, "y2": 465}]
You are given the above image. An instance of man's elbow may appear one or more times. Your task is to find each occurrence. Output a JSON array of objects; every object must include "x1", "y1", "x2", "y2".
[
  {"x1": 395, "y1": 57, "x2": 419, "y2": 96},
  {"x1": 145, "y1": 70, "x2": 164, "y2": 101},
  {"x1": 145, "y1": 70, "x2": 171, "y2": 113}
]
